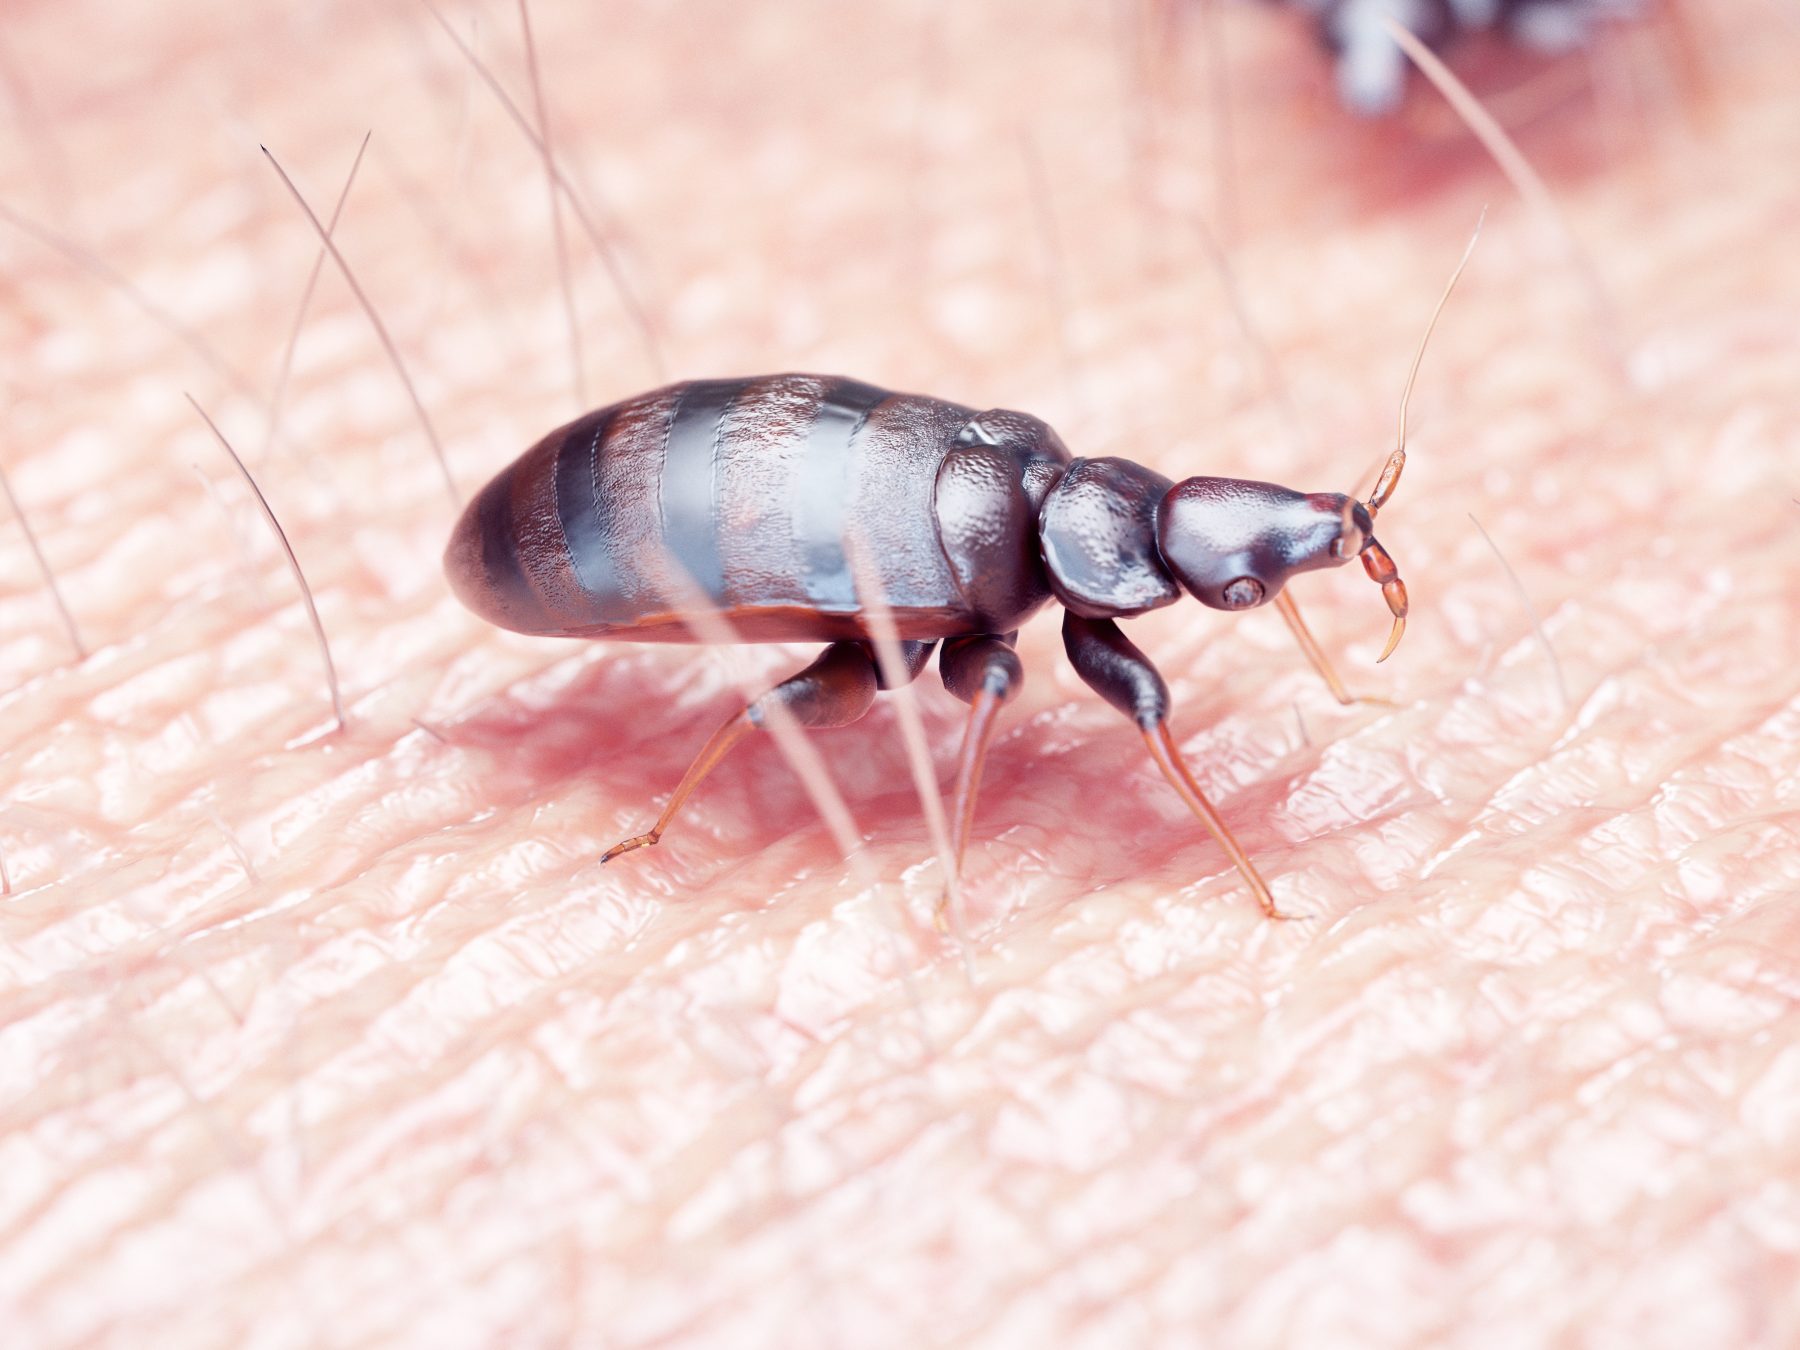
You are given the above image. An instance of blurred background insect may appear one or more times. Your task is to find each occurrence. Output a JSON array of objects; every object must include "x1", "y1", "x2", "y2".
[{"x1": 1274, "y1": 0, "x2": 1647, "y2": 112}]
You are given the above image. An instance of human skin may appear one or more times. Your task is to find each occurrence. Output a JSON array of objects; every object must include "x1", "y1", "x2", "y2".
[{"x1": 1, "y1": 0, "x2": 1797, "y2": 1346}]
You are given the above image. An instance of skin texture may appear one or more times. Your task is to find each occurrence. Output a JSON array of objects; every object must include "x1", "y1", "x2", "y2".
[{"x1": 2, "y1": 1, "x2": 1797, "y2": 1346}]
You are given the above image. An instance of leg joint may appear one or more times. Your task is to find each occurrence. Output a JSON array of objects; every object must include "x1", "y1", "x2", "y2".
[
  {"x1": 941, "y1": 633, "x2": 1023, "y2": 706},
  {"x1": 752, "y1": 641, "x2": 880, "y2": 729}
]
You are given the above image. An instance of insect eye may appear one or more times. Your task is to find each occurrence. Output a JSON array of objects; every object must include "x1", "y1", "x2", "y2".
[{"x1": 1221, "y1": 577, "x2": 1265, "y2": 609}]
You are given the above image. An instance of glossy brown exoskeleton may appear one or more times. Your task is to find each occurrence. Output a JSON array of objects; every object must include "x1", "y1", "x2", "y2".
[{"x1": 445, "y1": 373, "x2": 1414, "y2": 918}]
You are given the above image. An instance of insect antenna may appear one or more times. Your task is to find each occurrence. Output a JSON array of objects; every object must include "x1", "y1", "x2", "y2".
[
  {"x1": 1366, "y1": 207, "x2": 1484, "y2": 517},
  {"x1": 1360, "y1": 209, "x2": 1483, "y2": 662}
]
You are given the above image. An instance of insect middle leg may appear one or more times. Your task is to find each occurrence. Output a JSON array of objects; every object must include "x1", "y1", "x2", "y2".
[
  {"x1": 1061, "y1": 612, "x2": 1293, "y2": 919},
  {"x1": 938, "y1": 633, "x2": 1023, "y2": 880},
  {"x1": 601, "y1": 640, "x2": 910, "y2": 865}
]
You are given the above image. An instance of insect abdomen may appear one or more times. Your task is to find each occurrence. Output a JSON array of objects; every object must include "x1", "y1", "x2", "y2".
[{"x1": 444, "y1": 374, "x2": 982, "y2": 641}]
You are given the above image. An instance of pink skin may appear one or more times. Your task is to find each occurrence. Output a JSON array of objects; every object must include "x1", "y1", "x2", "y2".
[{"x1": 3, "y1": 2, "x2": 1798, "y2": 1345}]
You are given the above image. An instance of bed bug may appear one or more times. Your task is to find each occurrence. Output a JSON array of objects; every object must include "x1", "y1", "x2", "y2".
[
  {"x1": 1287, "y1": 0, "x2": 1638, "y2": 113},
  {"x1": 445, "y1": 237, "x2": 1477, "y2": 919}
]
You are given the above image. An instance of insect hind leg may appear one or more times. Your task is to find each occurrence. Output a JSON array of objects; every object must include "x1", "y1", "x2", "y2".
[{"x1": 600, "y1": 642, "x2": 881, "y2": 865}]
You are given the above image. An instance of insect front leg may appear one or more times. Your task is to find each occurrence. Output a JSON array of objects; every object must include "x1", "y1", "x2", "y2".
[
  {"x1": 601, "y1": 641, "x2": 882, "y2": 865},
  {"x1": 1272, "y1": 590, "x2": 1396, "y2": 708},
  {"x1": 1060, "y1": 612, "x2": 1293, "y2": 920}
]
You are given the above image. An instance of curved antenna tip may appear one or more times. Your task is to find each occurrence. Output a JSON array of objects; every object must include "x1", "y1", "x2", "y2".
[{"x1": 1376, "y1": 616, "x2": 1406, "y2": 664}]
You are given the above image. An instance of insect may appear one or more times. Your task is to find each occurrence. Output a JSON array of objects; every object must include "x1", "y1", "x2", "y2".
[
  {"x1": 1289, "y1": 0, "x2": 1638, "y2": 114},
  {"x1": 445, "y1": 237, "x2": 1477, "y2": 920}
]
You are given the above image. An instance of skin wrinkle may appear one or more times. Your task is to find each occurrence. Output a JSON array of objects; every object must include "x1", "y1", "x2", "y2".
[{"x1": 2, "y1": 0, "x2": 1799, "y2": 1347}]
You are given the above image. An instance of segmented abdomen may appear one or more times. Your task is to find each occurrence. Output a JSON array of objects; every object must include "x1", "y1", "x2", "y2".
[{"x1": 446, "y1": 374, "x2": 981, "y2": 641}]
